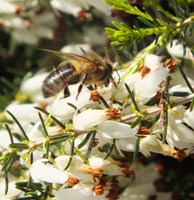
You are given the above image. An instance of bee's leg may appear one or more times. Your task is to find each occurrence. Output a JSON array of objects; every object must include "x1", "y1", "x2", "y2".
[
  {"x1": 110, "y1": 75, "x2": 117, "y2": 88},
  {"x1": 63, "y1": 86, "x2": 70, "y2": 98},
  {"x1": 76, "y1": 73, "x2": 88, "y2": 99}
]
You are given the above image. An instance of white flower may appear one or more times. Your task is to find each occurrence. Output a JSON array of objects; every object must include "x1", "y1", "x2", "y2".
[
  {"x1": 111, "y1": 80, "x2": 129, "y2": 101},
  {"x1": 0, "y1": 2, "x2": 57, "y2": 45},
  {"x1": 134, "y1": 65, "x2": 169, "y2": 103},
  {"x1": 165, "y1": 107, "x2": 194, "y2": 152},
  {"x1": 14, "y1": 28, "x2": 54, "y2": 45},
  {"x1": 52, "y1": 89, "x2": 92, "y2": 121},
  {"x1": 85, "y1": 0, "x2": 111, "y2": 15},
  {"x1": 0, "y1": 1, "x2": 21, "y2": 14},
  {"x1": 122, "y1": 54, "x2": 170, "y2": 104},
  {"x1": 0, "y1": 181, "x2": 21, "y2": 199},
  {"x1": 51, "y1": 0, "x2": 111, "y2": 17},
  {"x1": 73, "y1": 109, "x2": 110, "y2": 131},
  {"x1": 120, "y1": 182, "x2": 157, "y2": 200},
  {"x1": 117, "y1": 125, "x2": 181, "y2": 158},
  {"x1": 183, "y1": 108, "x2": 194, "y2": 130},
  {"x1": 54, "y1": 155, "x2": 83, "y2": 172},
  {"x1": 119, "y1": 163, "x2": 171, "y2": 200},
  {"x1": 88, "y1": 156, "x2": 105, "y2": 168},
  {"x1": 26, "y1": 122, "x2": 45, "y2": 141},
  {"x1": 0, "y1": 129, "x2": 19, "y2": 149},
  {"x1": 9, "y1": 11, "x2": 56, "y2": 44},
  {"x1": 166, "y1": 120, "x2": 194, "y2": 155},
  {"x1": 169, "y1": 85, "x2": 192, "y2": 95},
  {"x1": 63, "y1": 134, "x2": 90, "y2": 154},
  {"x1": 144, "y1": 54, "x2": 164, "y2": 69},
  {"x1": 140, "y1": 135, "x2": 178, "y2": 157},
  {"x1": 30, "y1": 159, "x2": 69, "y2": 184},
  {"x1": 56, "y1": 185, "x2": 108, "y2": 200},
  {"x1": 166, "y1": 139, "x2": 193, "y2": 156},
  {"x1": 12, "y1": 29, "x2": 40, "y2": 45},
  {"x1": 87, "y1": 155, "x2": 122, "y2": 176},
  {"x1": 97, "y1": 120, "x2": 138, "y2": 139},
  {"x1": 167, "y1": 121, "x2": 194, "y2": 144},
  {"x1": 55, "y1": 155, "x2": 92, "y2": 182},
  {"x1": 118, "y1": 54, "x2": 169, "y2": 103},
  {"x1": 167, "y1": 39, "x2": 194, "y2": 61},
  {"x1": 26, "y1": 122, "x2": 63, "y2": 145},
  {"x1": 116, "y1": 137, "x2": 137, "y2": 154},
  {"x1": 52, "y1": 85, "x2": 112, "y2": 121},
  {"x1": 5, "y1": 101, "x2": 41, "y2": 123},
  {"x1": 151, "y1": 106, "x2": 194, "y2": 155},
  {"x1": 51, "y1": 0, "x2": 88, "y2": 17},
  {"x1": 3, "y1": 17, "x2": 25, "y2": 29},
  {"x1": 54, "y1": 153, "x2": 134, "y2": 199}
]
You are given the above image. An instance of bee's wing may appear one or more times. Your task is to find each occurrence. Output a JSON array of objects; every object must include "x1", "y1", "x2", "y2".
[{"x1": 40, "y1": 48, "x2": 93, "y2": 63}]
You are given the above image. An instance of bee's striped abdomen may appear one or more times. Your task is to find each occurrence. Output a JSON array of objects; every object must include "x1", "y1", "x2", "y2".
[{"x1": 42, "y1": 63, "x2": 75, "y2": 98}]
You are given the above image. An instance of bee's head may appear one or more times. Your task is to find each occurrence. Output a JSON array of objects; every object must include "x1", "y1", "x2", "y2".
[{"x1": 103, "y1": 62, "x2": 114, "y2": 87}]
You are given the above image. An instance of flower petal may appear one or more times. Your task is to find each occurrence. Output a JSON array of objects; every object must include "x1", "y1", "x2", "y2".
[
  {"x1": 73, "y1": 109, "x2": 108, "y2": 131},
  {"x1": 0, "y1": 129, "x2": 19, "y2": 149},
  {"x1": 30, "y1": 159, "x2": 68, "y2": 184},
  {"x1": 183, "y1": 108, "x2": 194, "y2": 130},
  {"x1": 167, "y1": 39, "x2": 194, "y2": 61},
  {"x1": 52, "y1": 91, "x2": 92, "y2": 120},
  {"x1": 97, "y1": 120, "x2": 138, "y2": 139},
  {"x1": 6, "y1": 101, "x2": 41, "y2": 123},
  {"x1": 135, "y1": 67, "x2": 169, "y2": 102},
  {"x1": 56, "y1": 186, "x2": 92, "y2": 200},
  {"x1": 167, "y1": 121, "x2": 194, "y2": 143}
]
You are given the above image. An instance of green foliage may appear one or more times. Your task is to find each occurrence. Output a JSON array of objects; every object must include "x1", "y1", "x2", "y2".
[{"x1": 105, "y1": 0, "x2": 194, "y2": 50}]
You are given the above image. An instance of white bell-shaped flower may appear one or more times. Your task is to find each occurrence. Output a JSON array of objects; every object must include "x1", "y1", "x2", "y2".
[
  {"x1": 30, "y1": 159, "x2": 69, "y2": 184},
  {"x1": 73, "y1": 109, "x2": 110, "y2": 131},
  {"x1": 97, "y1": 120, "x2": 138, "y2": 139},
  {"x1": 183, "y1": 108, "x2": 194, "y2": 130},
  {"x1": 167, "y1": 39, "x2": 194, "y2": 61}
]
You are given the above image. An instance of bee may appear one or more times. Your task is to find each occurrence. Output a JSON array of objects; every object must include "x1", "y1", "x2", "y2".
[{"x1": 41, "y1": 49, "x2": 113, "y2": 99}]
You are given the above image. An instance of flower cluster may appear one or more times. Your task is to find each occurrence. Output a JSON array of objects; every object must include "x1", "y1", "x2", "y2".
[
  {"x1": 0, "y1": 0, "x2": 57, "y2": 45},
  {"x1": 0, "y1": 0, "x2": 194, "y2": 199},
  {"x1": 0, "y1": 39, "x2": 194, "y2": 199},
  {"x1": 0, "y1": 0, "x2": 111, "y2": 45}
]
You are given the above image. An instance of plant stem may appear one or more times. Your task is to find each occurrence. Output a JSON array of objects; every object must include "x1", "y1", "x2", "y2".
[
  {"x1": 162, "y1": 76, "x2": 170, "y2": 143},
  {"x1": 120, "y1": 93, "x2": 194, "y2": 122}
]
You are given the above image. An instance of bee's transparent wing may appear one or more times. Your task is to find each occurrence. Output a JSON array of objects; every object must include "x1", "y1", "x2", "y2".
[{"x1": 39, "y1": 48, "x2": 93, "y2": 63}]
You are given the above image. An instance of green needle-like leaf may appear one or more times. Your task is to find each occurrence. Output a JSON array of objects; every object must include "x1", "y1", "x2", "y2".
[{"x1": 6, "y1": 110, "x2": 29, "y2": 141}]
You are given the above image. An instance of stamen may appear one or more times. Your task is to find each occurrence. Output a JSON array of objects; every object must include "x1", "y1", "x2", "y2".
[
  {"x1": 65, "y1": 177, "x2": 79, "y2": 187},
  {"x1": 105, "y1": 108, "x2": 119, "y2": 118},
  {"x1": 139, "y1": 65, "x2": 151, "y2": 78},
  {"x1": 163, "y1": 59, "x2": 178, "y2": 71},
  {"x1": 89, "y1": 90, "x2": 102, "y2": 102}
]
